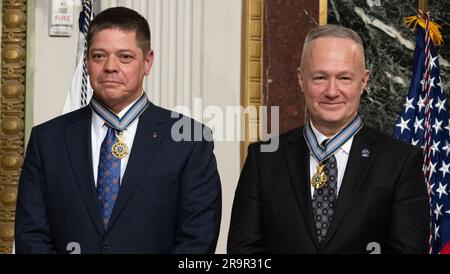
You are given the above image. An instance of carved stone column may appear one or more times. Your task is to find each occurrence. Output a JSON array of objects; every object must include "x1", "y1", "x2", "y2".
[{"x1": 0, "y1": 0, "x2": 27, "y2": 254}]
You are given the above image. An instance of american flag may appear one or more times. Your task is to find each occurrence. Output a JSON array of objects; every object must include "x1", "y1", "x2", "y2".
[
  {"x1": 394, "y1": 15, "x2": 450, "y2": 254},
  {"x1": 62, "y1": 0, "x2": 94, "y2": 114}
]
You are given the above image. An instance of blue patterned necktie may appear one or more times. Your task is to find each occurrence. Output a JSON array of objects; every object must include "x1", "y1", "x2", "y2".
[
  {"x1": 97, "y1": 126, "x2": 121, "y2": 227},
  {"x1": 312, "y1": 141, "x2": 338, "y2": 242}
]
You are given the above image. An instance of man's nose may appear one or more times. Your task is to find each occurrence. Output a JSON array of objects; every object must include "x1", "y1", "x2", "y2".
[
  {"x1": 104, "y1": 56, "x2": 119, "y2": 72},
  {"x1": 325, "y1": 78, "x2": 339, "y2": 98}
]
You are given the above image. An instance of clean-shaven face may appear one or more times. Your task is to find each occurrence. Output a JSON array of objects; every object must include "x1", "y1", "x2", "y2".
[
  {"x1": 88, "y1": 28, "x2": 154, "y2": 113},
  {"x1": 298, "y1": 37, "x2": 369, "y2": 135}
]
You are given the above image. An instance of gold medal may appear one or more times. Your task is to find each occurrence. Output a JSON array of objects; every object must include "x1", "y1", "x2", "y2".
[
  {"x1": 112, "y1": 131, "x2": 129, "y2": 159},
  {"x1": 311, "y1": 163, "x2": 327, "y2": 189}
]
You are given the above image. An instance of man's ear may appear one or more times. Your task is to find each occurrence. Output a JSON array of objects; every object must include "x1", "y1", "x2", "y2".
[
  {"x1": 297, "y1": 67, "x2": 304, "y2": 93},
  {"x1": 144, "y1": 50, "x2": 154, "y2": 75},
  {"x1": 360, "y1": 69, "x2": 370, "y2": 95}
]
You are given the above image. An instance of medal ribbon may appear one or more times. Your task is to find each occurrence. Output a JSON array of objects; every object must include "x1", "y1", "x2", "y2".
[
  {"x1": 90, "y1": 93, "x2": 150, "y2": 132},
  {"x1": 304, "y1": 115, "x2": 363, "y2": 163}
]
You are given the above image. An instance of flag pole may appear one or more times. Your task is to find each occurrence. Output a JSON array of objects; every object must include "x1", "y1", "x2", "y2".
[{"x1": 419, "y1": 0, "x2": 428, "y2": 13}]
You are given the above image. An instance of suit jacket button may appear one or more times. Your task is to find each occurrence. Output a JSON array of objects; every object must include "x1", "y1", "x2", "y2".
[{"x1": 103, "y1": 240, "x2": 110, "y2": 249}]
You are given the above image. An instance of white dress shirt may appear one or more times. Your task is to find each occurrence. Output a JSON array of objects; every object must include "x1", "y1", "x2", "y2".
[
  {"x1": 308, "y1": 122, "x2": 354, "y2": 198},
  {"x1": 91, "y1": 96, "x2": 142, "y2": 186}
]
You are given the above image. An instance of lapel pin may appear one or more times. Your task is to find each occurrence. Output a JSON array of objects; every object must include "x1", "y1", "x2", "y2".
[
  {"x1": 153, "y1": 132, "x2": 158, "y2": 139},
  {"x1": 361, "y1": 148, "x2": 370, "y2": 158}
]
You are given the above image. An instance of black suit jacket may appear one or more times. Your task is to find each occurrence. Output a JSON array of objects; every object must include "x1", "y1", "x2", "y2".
[
  {"x1": 15, "y1": 103, "x2": 222, "y2": 254},
  {"x1": 228, "y1": 126, "x2": 429, "y2": 253}
]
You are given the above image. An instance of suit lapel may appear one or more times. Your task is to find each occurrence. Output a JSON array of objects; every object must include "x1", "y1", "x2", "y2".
[
  {"x1": 283, "y1": 128, "x2": 320, "y2": 248},
  {"x1": 320, "y1": 126, "x2": 378, "y2": 250},
  {"x1": 65, "y1": 107, "x2": 105, "y2": 235},
  {"x1": 107, "y1": 104, "x2": 168, "y2": 230}
]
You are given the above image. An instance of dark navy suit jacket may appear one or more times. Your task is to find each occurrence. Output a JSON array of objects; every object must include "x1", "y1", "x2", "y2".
[
  {"x1": 15, "y1": 103, "x2": 222, "y2": 254},
  {"x1": 228, "y1": 126, "x2": 429, "y2": 253}
]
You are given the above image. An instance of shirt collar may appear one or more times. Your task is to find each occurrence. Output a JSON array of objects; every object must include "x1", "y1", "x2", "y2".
[
  {"x1": 310, "y1": 122, "x2": 353, "y2": 155},
  {"x1": 92, "y1": 91, "x2": 144, "y2": 132}
]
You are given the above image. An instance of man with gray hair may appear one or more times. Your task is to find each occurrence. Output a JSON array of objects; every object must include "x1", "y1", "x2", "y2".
[{"x1": 228, "y1": 24, "x2": 429, "y2": 253}]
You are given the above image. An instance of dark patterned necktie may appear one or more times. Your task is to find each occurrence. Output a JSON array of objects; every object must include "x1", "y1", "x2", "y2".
[
  {"x1": 96, "y1": 126, "x2": 121, "y2": 227},
  {"x1": 312, "y1": 152, "x2": 338, "y2": 242}
]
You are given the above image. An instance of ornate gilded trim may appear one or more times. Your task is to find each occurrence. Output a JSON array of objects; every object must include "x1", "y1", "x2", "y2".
[
  {"x1": 0, "y1": 0, "x2": 27, "y2": 254},
  {"x1": 241, "y1": 0, "x2": 263, "y2": 166}
]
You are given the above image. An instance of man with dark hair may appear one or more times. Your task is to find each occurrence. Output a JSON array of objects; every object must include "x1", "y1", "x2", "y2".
[
  {"x1": 86, "y1": 7, "x2": 152, "y2": 57},
  {"x1": 15, "y1": 7, "x2": 221, "y2": 254},
  {"x1": 228, "y1": 24, "x2": 429, "y2": 253}
]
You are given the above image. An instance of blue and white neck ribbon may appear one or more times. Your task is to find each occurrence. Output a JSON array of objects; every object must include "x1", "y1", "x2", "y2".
[
  {"x1": 90, "y1": 93, "x2": 150, "y2": 132},
  {"x1": 304, "y1": 116, "x2": 363, "y2": 163}
]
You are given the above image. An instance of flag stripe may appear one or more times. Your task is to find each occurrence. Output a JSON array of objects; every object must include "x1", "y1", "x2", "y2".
[{"x1": 394, "y1": 13, "x2": 450, "y2": 254}]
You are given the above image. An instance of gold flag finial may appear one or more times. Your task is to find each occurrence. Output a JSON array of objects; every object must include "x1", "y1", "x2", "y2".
[
  {"x1": 419, "y1": 0, "x2": 428, "y2": 13},
  {"x1": 404, "y1": 0, "x2": 443, "y2": 46}
]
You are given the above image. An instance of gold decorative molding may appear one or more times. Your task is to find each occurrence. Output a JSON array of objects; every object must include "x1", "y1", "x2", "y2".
[
  {"x1": 319, "y1": 0, "x2": 328, "y2": 25},
  {"x1": 241, "y1": 0, "x2": 263, "y2": 166},
  {"x1": 0, "y1": 0, "x2": 27, "y2": 254}
]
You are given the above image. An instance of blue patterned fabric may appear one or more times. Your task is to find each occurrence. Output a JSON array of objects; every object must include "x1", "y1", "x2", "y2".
[
  {"x1": 97, "y1": 126, "x2": 121, "y2": 227},
  {"x1": 312, "y1": 154, "x2": 337, "y2": 242}
]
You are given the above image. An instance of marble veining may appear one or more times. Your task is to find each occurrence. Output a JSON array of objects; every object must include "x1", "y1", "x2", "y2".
[{"x1": 328, "y1": 0, "x2": 449, "y2": 133}]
